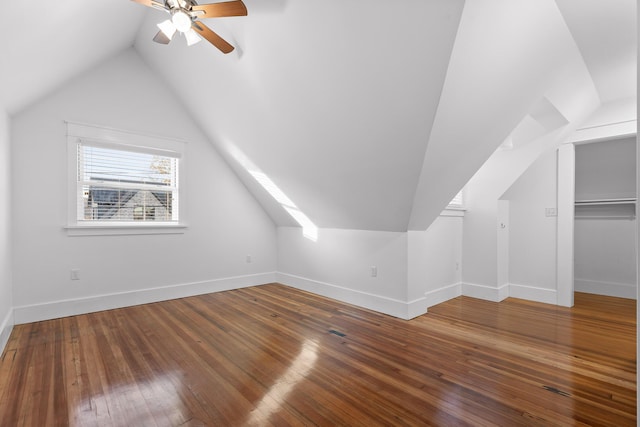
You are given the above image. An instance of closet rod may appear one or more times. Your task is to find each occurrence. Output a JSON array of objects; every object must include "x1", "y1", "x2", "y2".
[
  {"x1": 575, "y1": 199, "x2": 636, "y2": 206},
  {"x1": 575, "y1": 215, "x2": 636, "y2": 220}
]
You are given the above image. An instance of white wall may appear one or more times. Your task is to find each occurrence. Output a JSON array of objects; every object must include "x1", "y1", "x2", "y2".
[
  {"x1": 458, "y1": 0, "x2": 599, "y2": 293},
  {"x1": 10, "y1": 49, "x2": 278, "y2": 323},
  {"x1": 502, "y1": 150, "x2": 559, "y2": 304},
  {"x1": 463, "y1": 135, "x2": 562, "y2": 290},
  {"x1": 462, "y1": 94, "x2": 598, "y2": 294},
  {"x1": 575, "y1": 137, "x2": 636, "y2": 200},
  {"x1": 277, "y1": 227, "x2": 409, "y2": 318},
  {"x1": 463, "y1": 124, "x2": 595, "y2": 293},
  {"x1": 575, "y1": 219, "x2": 637, "y2": 298},
  {"x1": 0, "y1": 109, "x2": 13, "y2": 354},
  {"x1": 277, "y1": 213, "x2": 463, "y2": 320},
  {"x1": 408, "y1": 215, "x2": 463, "y2": 311}
]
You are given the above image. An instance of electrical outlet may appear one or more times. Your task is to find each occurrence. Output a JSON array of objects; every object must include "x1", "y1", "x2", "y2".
[
  {"x1": 70, "y1": 269, "x2": 80, "y2": 280},
  {"x1": 246, "y1": 255, "x2": 252, "y2": 263},
  {"x1": 545, "y1": 207, "x2": 557, "y2": 217},
  {"x1": 370, "y1": 266, "x2": 377, "y2": 277}
]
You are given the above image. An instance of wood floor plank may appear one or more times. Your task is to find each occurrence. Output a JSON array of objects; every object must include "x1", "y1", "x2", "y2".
[{"x1": 0, "y1": 284, "x2": 636, "y2": 426}]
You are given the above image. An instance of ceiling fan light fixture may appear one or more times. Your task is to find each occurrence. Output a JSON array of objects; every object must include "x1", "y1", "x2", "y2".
[
  {"x1": 133, "y1": 0, "x2": 247, "y2": 54},
  {"x1": 172, "y1": 11, "x2": 193, "y2": 33},
  {"x1": 184, "y1": 28, "x2": 202, "y2": 46},
  {"x1": 157, "y1": 19, "x2": 177, "y2": 40}
]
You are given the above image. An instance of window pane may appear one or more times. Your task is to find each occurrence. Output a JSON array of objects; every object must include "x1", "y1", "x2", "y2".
[
  {"x1": 81, "y1": 145, "x2": 176, "y2": 186},
  {"x1": 78, "y1": 143, "x2": 178, "y2": 222}
]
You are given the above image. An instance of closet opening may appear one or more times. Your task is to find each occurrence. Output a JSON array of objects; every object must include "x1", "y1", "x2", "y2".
[{"x1": 573, "y1": 136, "x2": 637, "y2": 300}]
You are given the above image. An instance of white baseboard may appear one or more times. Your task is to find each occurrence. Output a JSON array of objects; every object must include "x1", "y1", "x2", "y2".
[
  {"x1": 0, "y1": 308, "x2": 14, "y2": 356},
  {"x1": 406, "y1": 296, "x2": 429, "y2": 320},
  {"x1": 462, "y1": 282, "x2": 509, "y2": 302},
  {"x1": 13, "y1": 272, "x2": 277, "y2": 324},
  {"x1": 575, "y1": 278, "x2": 637, "y2": 300},
  {"x1": 424, "y1": 283, "x2": 462, "y2": 308},
  {"x1": 426, "y1": 283, "x2": 558, "y2": 308},
  {"x1": 13, "y1": 273, "x2": 620, "y2": 328},
  {"x1": 276, "y1": 272, "x2": 415, "y2": 320},
  {"x1": 509, "y1": 283, "x2": 557, "y2": 305}
]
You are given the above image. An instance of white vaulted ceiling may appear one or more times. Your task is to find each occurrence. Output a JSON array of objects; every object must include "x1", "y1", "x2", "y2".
[
  {"x1": 0, "y1": 0, "x2": 636, "y2": 232},
  {"x1": 0, "y1": 0, "x2": 146, "y2": 114},
  {"x1": 556, "y1": 0, "x2": 637, "y2": 103},
  {"x1": 134, "y1": 0, "x2": 465, "y2": 231}
]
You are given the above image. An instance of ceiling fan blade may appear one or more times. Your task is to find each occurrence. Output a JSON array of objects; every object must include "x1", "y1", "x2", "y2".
[
  {"x1": 192, "y1": 22, "x2": 235, "y2": 53},
  {"x1": 153, "y1": 30, "x2": 172, "y2": 44},
  {"x1": 131, "y1": 0, "x2": 168, "y2": 12},
  {"x1": 131, "y1": 0, "x2": 156, "y2": 6},
  {"x1": 191, "y1": 1, "x2": 248, "y2": 18}
]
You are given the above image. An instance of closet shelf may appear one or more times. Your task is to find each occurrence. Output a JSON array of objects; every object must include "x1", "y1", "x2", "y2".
[
  {"x1": 575, "y1": 198, "x2": 636, "y2": 206},
  {"x1": 575, "y1": 215, "x2": 636, "y2": 220},
  {"x1": 574, "y1": 197, "x2": 636, "y2": 220}
]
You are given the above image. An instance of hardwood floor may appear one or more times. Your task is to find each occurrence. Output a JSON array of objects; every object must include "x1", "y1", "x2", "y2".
[{"x1": 0, "y1": 284, "x2": 636, "y2": 426}]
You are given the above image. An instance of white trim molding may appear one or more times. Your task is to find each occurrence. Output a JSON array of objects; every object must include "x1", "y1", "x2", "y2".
[
  {"x1": 276, "y1": 273, "x2": 415, "y2": 320},
  {"x1": 426, "y1": 283, "x2": 559, "y2": 309},
  {"x1": 509, "y1": 283, "x2": 558, "y2": 305},
  {"x1": 567, "y1": 120, "x2": 636, "y2": 145},
  {"x1": 64, "y1": 223, "x2": 187, "y2": 237},
  {"x1": 462, "y1": 282, "x2": 510, "y2": 302},
  {"x1": 424, "y1": 283, "x2": 463, "y2": 309},
  {"x1": 557, "y1": 143, "x2": 575, "y2": 307},
  {"x1": 65, "y1": 121, "x2": 188, "y2": 236},
  {"x1": 575, "y1": 278, "x2": 637, "y2": 300},
  {"x1": 406, "y1": 296, "x2": 430, "y2": 320},
  {"x1": 0, "y1": 308, "x2": 14, "y2": 356},
  {"x1": 11, "y1": 273, "x2": 627, "y2": 330},
  {"x1": 439, "y1": 209, "x2": 465, "y2": 217},
  {"x1": 13, "y1": 272, "x2": 277, "y2": 324}
]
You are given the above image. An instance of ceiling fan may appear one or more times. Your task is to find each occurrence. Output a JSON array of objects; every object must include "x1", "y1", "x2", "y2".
[{"x1": 131, "y1": 0, "x2": 247, "y2": 53}]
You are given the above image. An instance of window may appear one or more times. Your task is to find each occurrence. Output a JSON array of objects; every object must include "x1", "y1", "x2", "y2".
[
  {"x1": 67, "y1": 122, "x2": 185, "y2": 235},
  {"x1": 447, "y1": 190, "x2": 464, "y2": 209},
  {"x1": 134, "y1": 206, "x2": 156, "y2": 221},
  {"x1": 78, "y1": 144, "x2": 178, "y2": 222}
]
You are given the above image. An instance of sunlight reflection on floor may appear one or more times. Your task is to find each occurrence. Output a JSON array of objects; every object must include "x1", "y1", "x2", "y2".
[
  {"x1": 73, "y1": 372, "x2": 186, "y2": 426},
  {"x1": 246, "y1": 339, "x2": 319, "y2": 424}
]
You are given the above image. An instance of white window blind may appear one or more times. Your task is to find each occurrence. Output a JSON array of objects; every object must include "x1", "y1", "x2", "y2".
[{"x1": 76, "y1": 142, "x2": 179, "y2": 223}]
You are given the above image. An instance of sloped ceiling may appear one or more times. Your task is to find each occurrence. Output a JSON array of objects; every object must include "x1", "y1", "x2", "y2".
[
  {"x1": 556, "y1": 0, "x2": 637, "y2": 103},
  {"x1": 134, "y1": 0, "x2": 466, "y2": 231},
  {"x1": 408, "y1": 0, "x2": 604, "y2": 229},
  {"x1": 0, "y1": 0, "x2": 146, "y2": 114},
  {"x1": 0, "y1": 0, "x2": 636, "y2": 233}
]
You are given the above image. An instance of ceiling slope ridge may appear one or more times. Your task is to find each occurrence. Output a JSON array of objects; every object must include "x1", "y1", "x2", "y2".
[
  {"x1": 134, "y1": 0, "x2": 466, "y2": 233},
  {"x1": 407, "y1": 0, "x2": 600, "y2": 231}
]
